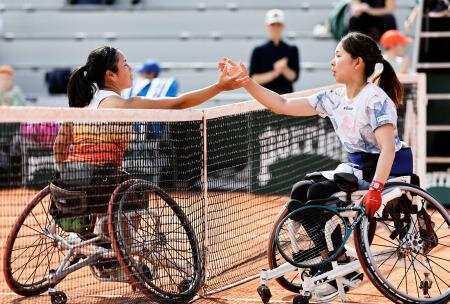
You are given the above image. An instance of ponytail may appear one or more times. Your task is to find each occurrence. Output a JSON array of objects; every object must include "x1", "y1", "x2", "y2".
[
  {"x1": 67, "y1": 65, "x2": 96, "y2": 108},
  {"x1": 341, "y1": 32, "x2": 403, "y2": 108},
  {"x1": 372, "y1": 59, "x2": 403, "y2": 107},
  {"x1": 67, "y1": 46, "x2": 118, "y2": 108}
]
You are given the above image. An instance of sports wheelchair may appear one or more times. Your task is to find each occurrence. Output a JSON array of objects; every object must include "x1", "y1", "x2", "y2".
[
  {"x1": 3, "y1": 178, "x2": 203, "y2": 304},
  {"x1": 258, "y1": 173, "x2": 449, "y2": 304}
]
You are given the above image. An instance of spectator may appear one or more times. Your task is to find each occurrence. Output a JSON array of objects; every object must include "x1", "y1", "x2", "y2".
[
  {"x1": 249, "y1": 9, "x2": 300, "y2": 94},
  {"x1": 349, "y1": 0, "x2": 397, "y2": 41},
  {"x1": 124, "y1": 59, "x2": 178, "y2": 98},
  {"x1": 0, "y1": 66, "x2": 25, "y2": 107},
  {"x1": 380, "y1": 30, "x2": 412, "y2": 74},
  {"x1": 427, "y1": 0, "x2": 449, "y2": 17}
]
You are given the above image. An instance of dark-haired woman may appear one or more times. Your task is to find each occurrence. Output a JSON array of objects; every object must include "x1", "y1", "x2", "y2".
[
  {"x1": 220, "y1": 32, "x2": 412, "y2": 299},
  {"x1": 53, "y1": 46, "x2": 248, "y2": 230}
]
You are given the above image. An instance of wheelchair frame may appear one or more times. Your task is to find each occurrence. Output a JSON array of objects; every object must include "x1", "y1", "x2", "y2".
[
  {"x1": 258, "y1": 175, "x2": 450, "y2": 304},
  {"x1": 3, "y1": 179, "x2": 203, "y2": 304}
]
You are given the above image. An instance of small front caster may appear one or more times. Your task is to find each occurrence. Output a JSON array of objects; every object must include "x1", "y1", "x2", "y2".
[
  {"x1": 257, "y1": 285, "x2": 272, "y2": 304},
  {"x1": 131, "y1": 283, "x2": 137, "y2": 292},
  {"x1": 419, "y1": 274, "x2": 433, "y2": 296},
  {"x1": 178, "y1": 277, "x2": 193, "y2": 293},
  {"x1": 293, "y1": 294, "x2": 310, "y2": 304},
  {"x1": 49, "y1": 288, "x2": 67, "y2": 304}
]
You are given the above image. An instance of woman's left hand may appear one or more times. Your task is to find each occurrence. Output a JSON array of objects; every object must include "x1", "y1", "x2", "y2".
[{"x1": 362, "y1": 180, "x2": 384, "y2": 219}]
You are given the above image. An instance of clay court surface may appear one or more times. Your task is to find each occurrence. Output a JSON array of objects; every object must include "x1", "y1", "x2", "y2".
[{"x1": 0, "y1": 188, "x2": 448, "y2": 304}]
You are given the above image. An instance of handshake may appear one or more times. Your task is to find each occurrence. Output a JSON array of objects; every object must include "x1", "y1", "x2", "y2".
[{"x1": 215, "y1": 57, "x2": 251, "y2": 91}]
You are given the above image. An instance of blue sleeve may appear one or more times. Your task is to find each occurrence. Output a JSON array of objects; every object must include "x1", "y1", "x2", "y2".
[
  {"x1": 367, "y1": 97, "x2": 397, "y2": 131},
  {"x1": 307, "y1": 88, "x2": 339, "y2": 117},
  {"x1": 166, "y1": 80, "x2": 178, "y2": 97}
]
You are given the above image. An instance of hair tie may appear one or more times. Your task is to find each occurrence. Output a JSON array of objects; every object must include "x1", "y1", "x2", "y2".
[{"x1": 81, "y1": 65, "x2": 92, "y2": 81}]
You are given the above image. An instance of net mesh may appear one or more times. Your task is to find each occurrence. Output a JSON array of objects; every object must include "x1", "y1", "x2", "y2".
[{"x1": 0, "y1": 80, "x2": 422, "y2": 302}]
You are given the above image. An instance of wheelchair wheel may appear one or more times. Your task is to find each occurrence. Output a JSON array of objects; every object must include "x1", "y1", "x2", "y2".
[
  {"x1": 355, "y1": 182, "x2": 450, "y2": 304},
  {"x1": 275, "y1": 205, "x2": 349, "y2": 269},
  {"x1": 3, "y1": 186, "x2": 67, "y2": 296},
  {"x1": 108, "y1": 179, "x2": 203, "y2": 302},
  {"x1": 268, "y1": 205, "x2": 303, "y2": 293}
]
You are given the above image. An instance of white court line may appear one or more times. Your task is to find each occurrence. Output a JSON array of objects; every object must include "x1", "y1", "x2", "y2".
[
  {"x1": 0, "y1": 292, "x2": 125, "y2": 298},
  {"x1": 210, "y1": 297, "x2": 291, "y2": 303}
]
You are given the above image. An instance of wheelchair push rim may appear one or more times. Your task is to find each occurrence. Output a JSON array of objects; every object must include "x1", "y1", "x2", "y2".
[{"x1": 275, "y1": 205, "x2": 359, "y2": 269}]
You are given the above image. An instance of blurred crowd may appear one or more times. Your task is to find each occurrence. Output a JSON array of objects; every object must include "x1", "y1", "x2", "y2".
[{"x1": 1, "y1": 0, "x2": 448, "y2": 107}]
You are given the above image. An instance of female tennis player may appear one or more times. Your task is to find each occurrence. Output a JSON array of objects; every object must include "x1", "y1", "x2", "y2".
[
  {"x1": 221, "y1": 31, "x2": 413, "y2": 298},
  {"x1": 53, "y1": 45, "x2": 249, "y2": 218}
]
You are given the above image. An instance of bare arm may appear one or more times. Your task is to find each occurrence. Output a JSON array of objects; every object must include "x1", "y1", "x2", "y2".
[
  {"x1": 100, "y1": 68, "x2": 249, "y2": 109},
  {"x1": 220, "y1": 58, "x2": 319, "y2": 116},
  {"x1": 372, "y1": 124, "x2": 396, "y2": 184},
  {"x1": 244, "y1": 78, "x2": 318, "y2": 116},
  {"x1": 399, "y1": 56, "x2": 410, "y2": 74},
  {"x1": 53, "y1": 123, "x2": 73, "y2": 170}
]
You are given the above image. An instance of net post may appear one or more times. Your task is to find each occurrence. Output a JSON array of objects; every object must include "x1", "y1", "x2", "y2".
[
  {"x1": 416, "y1": 73, "x2": 428, "y2": 187},
  {"x1": 200, "y1": 110, "x2": 210, "y2": 295}
]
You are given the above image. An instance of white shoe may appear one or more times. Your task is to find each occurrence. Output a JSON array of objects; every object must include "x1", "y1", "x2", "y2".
[
  {"x1": 311, "y1": 282, "x2": 339, "y2": 302},
  {"x1": 310, "y1": 269, "x2": 364, "y2": 302}
]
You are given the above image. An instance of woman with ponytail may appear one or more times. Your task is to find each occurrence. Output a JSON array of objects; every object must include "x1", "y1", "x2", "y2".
[
  {"x1": 220, "y1": 32, "x2": 412, "y2": 300},
  {"x1": 53, "y1": 46, "x2": 248, "y2": 219}
]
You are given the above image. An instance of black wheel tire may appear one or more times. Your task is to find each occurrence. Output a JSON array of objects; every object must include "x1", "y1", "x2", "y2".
[{"x1": 354, "y1": 182, "x2": 450, "y2": 304}]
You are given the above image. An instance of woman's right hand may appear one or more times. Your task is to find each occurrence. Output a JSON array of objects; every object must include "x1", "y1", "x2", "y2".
[
  {"x1": 216, "y1": 58, "x2": 250, "y2": 91},
  {"x1": 218, "y1": 57, "x2": 249, "y2": 77}
]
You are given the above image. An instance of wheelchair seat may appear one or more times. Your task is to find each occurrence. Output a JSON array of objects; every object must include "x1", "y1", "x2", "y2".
[
  {"x1": 333, "y1": 173, "x2": 359, "y2": 194},
  {"x1": 50, "y1": 182, "x2": 88, "y2": 215}
]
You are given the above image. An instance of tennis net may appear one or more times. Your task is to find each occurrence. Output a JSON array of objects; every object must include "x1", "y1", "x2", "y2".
[{"x1": 0, "y1": 74, "x2": 426, "y2": 302}]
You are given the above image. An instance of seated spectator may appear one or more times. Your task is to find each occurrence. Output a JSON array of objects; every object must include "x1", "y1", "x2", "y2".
[
  {"x1": 427, "y1": 0, "x2": 449, "y2": 17},
  {"x1": 68, "y1": 0, "x2": 138, "y2": 5},
  {"x1": 349, "y1": 0, "x2": 397, "y2": 41},
  {"x1": 122, "y1": 59, "x2": 178, "y2": 142},
  {"x1": 68, "y1": 0, "x2": 102, "y2": 4},
  {"x1": 380, "y1": 30, "x2": 412, "y2": 74},
  {"x1": 123, "y1": 59, "x2": 178, "y2": 98},
  {"x1": 0, "y1": 66, "x2": 25, "y2": 107}
]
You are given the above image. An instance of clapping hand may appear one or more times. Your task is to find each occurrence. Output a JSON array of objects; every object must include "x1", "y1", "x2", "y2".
[
  {"x1": 273, "y1": 57, "x2": 288, "y2": 74},
  {"x1": 352, "y1": 3, "x2": 369, "y2": 16}
]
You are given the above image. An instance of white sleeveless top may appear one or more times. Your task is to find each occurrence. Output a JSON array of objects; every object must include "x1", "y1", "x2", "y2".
[{"x1": 88, "y1": 89, "x2": 120, "y2": 109}]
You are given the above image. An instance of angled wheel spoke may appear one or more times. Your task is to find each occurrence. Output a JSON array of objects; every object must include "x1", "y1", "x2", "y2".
[
  {"x1": 410, "y1": 251, "x2": 448, "y2": 287},
  {"x1": 406, "y1": 253, "x2": 421, "y2": 298}
]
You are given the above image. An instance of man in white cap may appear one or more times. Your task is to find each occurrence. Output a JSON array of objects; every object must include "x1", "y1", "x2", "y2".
[{"x1": 249, "y1": 9, "x2": 300, "y2": 94}]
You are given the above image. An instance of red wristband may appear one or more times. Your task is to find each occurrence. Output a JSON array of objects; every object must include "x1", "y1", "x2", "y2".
[{"x1": 369, "y1": 180, "x2": 384, "y2": 192}]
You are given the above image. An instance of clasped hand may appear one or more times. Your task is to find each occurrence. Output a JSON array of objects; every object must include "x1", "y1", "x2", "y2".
[{"x1": 216, "y1": 57, "x2": 250, "y2": 91}]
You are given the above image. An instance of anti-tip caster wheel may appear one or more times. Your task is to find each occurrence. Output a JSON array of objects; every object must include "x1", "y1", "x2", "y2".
[
  {"x1": 49, "y1": 288, "x2": 67, "y2": 304},
  {"x1": 257, "y1": 285, "x2": 272, "y2": 304},
  {"x1": 293, "y1": 294, "x2": 310, "y2": 304}
]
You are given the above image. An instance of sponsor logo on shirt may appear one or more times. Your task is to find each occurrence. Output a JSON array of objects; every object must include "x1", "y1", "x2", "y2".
[
  {"x1": 376, "y1": 115, "x2": 390, "y2": 123},
  {"x1": 343, "y1": 106, "x2": 353, "y2": 111}
]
